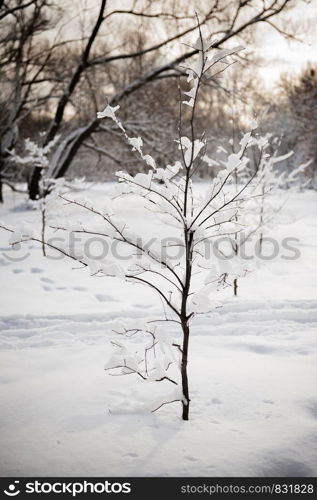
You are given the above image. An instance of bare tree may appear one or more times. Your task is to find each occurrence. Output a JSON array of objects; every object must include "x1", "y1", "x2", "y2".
[
  {"x1": 25, "y1": 0, "x2": 296, "y2": 199},
  {"x1": 0, "y1": 0, "x2": 61, "y2": 201}
]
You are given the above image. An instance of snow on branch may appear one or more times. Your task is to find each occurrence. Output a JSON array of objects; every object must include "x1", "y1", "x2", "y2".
[{"x1": 8, "y1": 136, "x2": 60, "y2": 169}]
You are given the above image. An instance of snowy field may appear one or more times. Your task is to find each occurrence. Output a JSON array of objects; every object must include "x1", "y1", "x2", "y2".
[{"x1": 0, "y1": 183, "x2": 316, "y2": 477}]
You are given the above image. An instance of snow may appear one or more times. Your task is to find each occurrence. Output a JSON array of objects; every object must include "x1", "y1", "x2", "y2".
[
  {"x1": 0, "y1": 183, "x2": 316, "y2": 477},
  {"x1": 178, "y1": 137, "x2": 205, "y2": 165},
  {"x1": 96, "y1": 104, "x2": 120, "y2": 121},
  {"x1": 128, "y1": 137, "x2": 143, "y2": 155},
  {"x1": 8, "y1": 136, "x2": 60, "y2": 169}
]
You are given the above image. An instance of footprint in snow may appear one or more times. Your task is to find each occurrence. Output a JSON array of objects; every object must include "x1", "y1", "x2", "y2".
[
  {"x1": 12, "y1": 269, "x2": 24, "y2": 274},
  {"x1": 30, "y1": 267, "x2": 43, "y2": 273},
  {"x1": 42, "y1": 286, "x2": 51, "y2": 291},
  {"x1": 123, "y1": 453, "x2": 138, "y2": 459},
  {"x1": 73, "y1": 286, "x2": 87, "y2": 291},
  {"x1": 40, "y1": 277, "x2": 54, "y2": 284},
  {"x1": 0, "y1": 257, "x2": 10, "y2": 266},
  {"x1": 305, "y1": 401, "x2": 317, "y2": 419},
  {"x1": 211, "y1": 397, "x2": 222, "y2": 405},
  {"x1": 95, "y1": 294, "x2": 117, "y2": 302}
]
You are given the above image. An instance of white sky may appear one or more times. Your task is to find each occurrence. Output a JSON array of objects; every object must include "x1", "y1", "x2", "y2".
[{"x1": 253, "y1": 0, "x2": 317, "y2": 89}]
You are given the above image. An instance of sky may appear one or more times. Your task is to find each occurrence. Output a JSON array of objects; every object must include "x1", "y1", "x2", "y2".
[{"x1": 254, "y1": 0, "x2": 317, "y2": 89}]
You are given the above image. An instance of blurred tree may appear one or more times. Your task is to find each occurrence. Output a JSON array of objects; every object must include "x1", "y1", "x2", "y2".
[
  {"x1": 273, "y1": 66, "x2": 317, "y2": 186},
  {"x1": 0, "y1": 0, "x2": 59, "y2": 201}
]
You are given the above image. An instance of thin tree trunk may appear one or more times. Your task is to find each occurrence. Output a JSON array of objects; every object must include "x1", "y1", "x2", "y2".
[
  {"x1": 233, "y1": 236, "x2": 238, "y2": 296},
  {"x1": 259, "y1": 231, "x2": 263, "y2": 254},
  {"x1": 28, "y1": 0, "x2": 107, "y2": 199},
  {"x1": 28, "y1": 166, "x2": 41, "y2": 200},
  {"x1": 233, "y1": 277, "x2": 238, "y2": 296},
  {"x1": 180, "y1": 229, "x2": 193, "y2": 421},
  {"x1": 181, "y1": 321, "x2": 190, "y2": 421},
  {"x1": 41, "y1": 204, "x2": 46, "y2": 256}
]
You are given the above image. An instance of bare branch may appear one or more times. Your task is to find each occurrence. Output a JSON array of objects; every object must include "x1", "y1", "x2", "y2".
[{"x1": 151, "y1": 399, "x2": 180, "y2": 413}]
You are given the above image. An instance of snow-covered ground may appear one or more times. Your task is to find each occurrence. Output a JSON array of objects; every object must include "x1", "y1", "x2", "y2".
[{"x1": 0, "y1": 183, "x2": 316, "y2": 477}]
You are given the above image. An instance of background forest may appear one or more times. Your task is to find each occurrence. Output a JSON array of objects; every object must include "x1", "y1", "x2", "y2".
[{"x1": 0, "y1": 0, "x2": 316, "y2": 203}]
